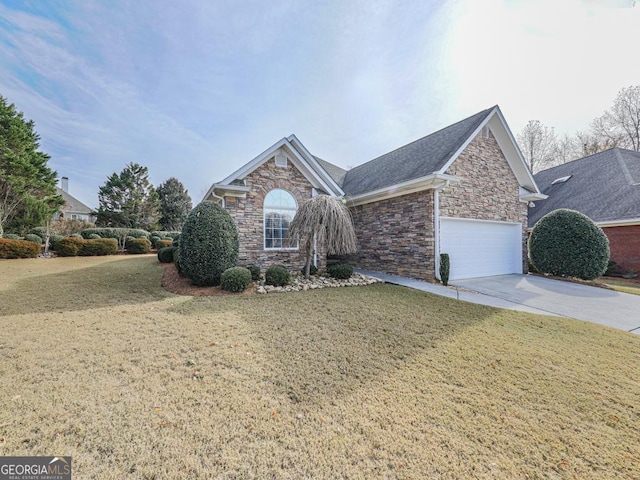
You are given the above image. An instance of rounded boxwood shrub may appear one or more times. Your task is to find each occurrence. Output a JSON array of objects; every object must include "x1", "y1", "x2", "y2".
[
  {"x1": 48, "y1": 234, "x2": 64, "y2": 251},
  {"x1": 220, "y1": 267, "x2": 252, "y2": 293},
  {"x1": 246, "y1": 264, "x2": 261, "y2": 281},
  {"x1": 126, "y1": 238, "x2": 152, "y2": 254},
  {"x1": 529, "y1": 209, "x2": 609, "y2": 280},
  {"x1": 24, "y1": 233, "x2": 43, "y2": 244},
  {"x1": 0, "y1": 238, "x2": 40, "y2": 258},
  {"x1": 300, "y1": 264, "x2": 318, "y2": 276},
  {"x1": 327, "y1": 263, "x2": 354, "y2": 279},
  {"x1": 156, "y1": 239, "x2": 172, "y2": 249},
  {"x1": 70, "y1": 233, "x2": 82, "y2": 239},
  {"x1": 265, "y1": 265, "x2": 290, "y2": 286},
  {"x1": 56, "y1": 237, "x2": 85, "y2": 256},
  {"x1": 87, "y1": 233, "x2": 101, "y2": 239},
  {"x1": 79, "y1": 238, "x2": 118, "y2": 256},
  {"x1": 179, "y1": 201, "x2": 239, "y2": 286},
  {"x1": 2, "y1": 233, "x2": 20, "y2": 240},
  {"x1": 157, "y1": 246, "x2": 176, "y2": 263}
]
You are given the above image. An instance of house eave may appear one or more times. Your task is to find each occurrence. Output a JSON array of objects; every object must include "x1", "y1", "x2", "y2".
[
  {"x1": 597, "y1": 218, "x2": 640, "y2": 228},
  {"x1": 346, "y1": 173, "x2": 460, "y2": 207},
  {"x1": 206, "y1": 183, "x2": 251, "y2": 199}
]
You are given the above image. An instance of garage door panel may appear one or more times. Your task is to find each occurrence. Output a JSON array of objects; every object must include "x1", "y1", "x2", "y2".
[{"x1": 440, "y1": 218, "x2": 522, "y2": 280}]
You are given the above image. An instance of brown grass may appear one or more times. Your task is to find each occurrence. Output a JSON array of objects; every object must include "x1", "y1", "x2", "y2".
[
  {"x1": 600, "y1": 277, "x2": 640, "y2": 296},
  {"x1": 1, "y1": 256, "x2": 639, "y2": 479}
]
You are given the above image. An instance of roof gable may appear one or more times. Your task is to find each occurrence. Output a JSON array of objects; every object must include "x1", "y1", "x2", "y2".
[
  {"x1": 56, "y1": 187, "x2": 92, "y2": 214},
  {"x1": 340, "y1": 106, "x2": 542, "y2": 199},
  {"x1": 204, "y1": 136, "x2": 344, "y2": 201},
  {"x1": 529, "y1": 148, "x2": 640, "y2": 226}
]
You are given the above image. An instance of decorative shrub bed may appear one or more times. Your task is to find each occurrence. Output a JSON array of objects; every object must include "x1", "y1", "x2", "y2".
[
  {"x1": 24, "y1": 233, "x2": 43, "y2": 244},
  {"x1": 246, "y1": 265, "x2": 261, "y2": 281},
  {"x1": 0, "y1": 238, "x2": 41, "y2": 259},
  {"x1": 55, "y1": 238, "x2": 85, "y2": 257},
  {"x1": 79, "y1": 238, "x2": 118, "y2": 256}
]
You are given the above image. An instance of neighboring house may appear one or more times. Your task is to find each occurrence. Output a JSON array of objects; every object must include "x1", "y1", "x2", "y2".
[
  {"x1": 55, "y1": 177, "x2": 95, "y2": 223},
  {"x1": 529, "y1": 148, "x2": 640, "y2": 272},
  {"x1": 203, "y1": 106, "x2": 545, "y2": 281}
]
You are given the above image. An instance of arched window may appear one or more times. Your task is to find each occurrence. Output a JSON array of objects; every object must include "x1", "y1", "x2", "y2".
[{"x1": 264, "y1": 189, "x2": 298, "y2": 249}]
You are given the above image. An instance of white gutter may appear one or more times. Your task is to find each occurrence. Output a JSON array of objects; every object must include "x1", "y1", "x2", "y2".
[
  {"x1": 346, "y1": 173, "x2": 460, "y2": 207},
  {"x1": 433, "y1": 180, "x2": 450, "y2": 280}
]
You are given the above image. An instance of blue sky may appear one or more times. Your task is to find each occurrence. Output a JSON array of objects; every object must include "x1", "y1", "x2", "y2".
[{"x1": 1, "y1": 0, "x2": 639, "y2": 208}]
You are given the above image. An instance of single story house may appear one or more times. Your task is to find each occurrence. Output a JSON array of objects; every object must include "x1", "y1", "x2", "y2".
[
  {"x1": 529, "y1": 148, "x2": 640, "y2": 273},
  {"x1": 203, "y1": 106, "x2": 545, "y2": 281},
  {"x1": 55, "y1": 177, "x2": 95, "y2": 223}
]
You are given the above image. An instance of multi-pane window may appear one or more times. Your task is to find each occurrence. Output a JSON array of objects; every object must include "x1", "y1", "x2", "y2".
[{"x1": 264, "y1": 189, "x2": 297, "y2": 249}]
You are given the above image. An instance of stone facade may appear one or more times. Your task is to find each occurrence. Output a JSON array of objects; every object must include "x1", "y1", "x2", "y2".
[
  {"x1": 440, "y1": 131, "x2": 529, "y2": 272},
  {"x1": 602, "y1": 225, "x2": 640, "y2": 272},
  {"x1": 341, "y1": 191, "x2": 436, "y2": 280},
  {"x1": 221, "y1": 158, "x2": 325, "y2": 271}
]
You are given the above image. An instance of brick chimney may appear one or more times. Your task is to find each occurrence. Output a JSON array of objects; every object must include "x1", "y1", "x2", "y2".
[{"x1": 61, "y1": 176, "x2": 69, "y2": 192}]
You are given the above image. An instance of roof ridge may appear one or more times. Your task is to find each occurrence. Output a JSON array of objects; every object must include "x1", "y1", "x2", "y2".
[{"x1": 346, "y1": 106, "x2": 496, "y2": 176}]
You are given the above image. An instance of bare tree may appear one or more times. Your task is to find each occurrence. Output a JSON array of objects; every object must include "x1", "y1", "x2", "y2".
[
  {"x1": 555, "y1": 133, "x2": 580, "y2": 164},
  {"x1": 517, "y1": 120, "x2": 558, "y2": 172},
  {"x1": 592, "y1": 85, "x2": 640, "y2": 151},
  {"x1": 574, "y1": 129, "x2": 620, "y2": 157},
  {"x1": 288, "y1": 195, "x2": 358, "y2": 279}
]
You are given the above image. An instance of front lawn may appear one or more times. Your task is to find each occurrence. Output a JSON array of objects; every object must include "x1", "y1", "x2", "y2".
[
  {"x1": 1, "y1": 256, "x2": 638, "y2": 479},
  {"x1": 601, "y1": 276, "x2": 640, "y2": 296}
]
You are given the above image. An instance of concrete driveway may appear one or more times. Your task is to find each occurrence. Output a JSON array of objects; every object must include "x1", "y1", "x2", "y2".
[{"x1": 453, "y1": 274, "x2": 640, "y2": 334}]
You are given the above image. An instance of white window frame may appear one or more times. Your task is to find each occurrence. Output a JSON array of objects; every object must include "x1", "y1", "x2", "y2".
[{"x1": 263, "y1": 188, "x2": 298, "y2": 250}]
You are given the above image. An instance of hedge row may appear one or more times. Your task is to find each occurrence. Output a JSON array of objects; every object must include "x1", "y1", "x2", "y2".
[
  {"x1": 57, "y1": 238, "x2": 118, "y2": 257},
  {"x1": 0, "y1": 238, "x2": 41, "y2": 259}
]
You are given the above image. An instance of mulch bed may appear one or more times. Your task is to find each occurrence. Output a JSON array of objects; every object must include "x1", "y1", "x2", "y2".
[{"x1": 160, "y1": 262, "x2": 255, "y2": 296}]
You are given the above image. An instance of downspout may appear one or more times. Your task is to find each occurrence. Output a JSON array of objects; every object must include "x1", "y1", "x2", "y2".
[
  {"x1": 433, "y1": 180, "x2": 450, "y2": 280},
  {"x1": 210, "y1": 188, "x2": 226, "y2": 208}
]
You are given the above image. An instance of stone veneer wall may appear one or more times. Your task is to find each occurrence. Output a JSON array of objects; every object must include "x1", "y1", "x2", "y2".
[
  {"x1": 439, "y1": 131, "x2": 529, "y2": 272},
  {"x1": 341, "y1": 190, "x2": 435, "y2": 280},
  {"x1": 222, "y1": 158, "x2": 325, "y2": 271}
]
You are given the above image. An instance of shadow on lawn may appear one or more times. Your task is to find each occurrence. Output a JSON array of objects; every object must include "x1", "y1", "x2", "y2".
[
  {"x1": 173, "y1": 283, "x2": 497, "y2": 404},
  {"x1": 0, "y1": 256, "x2": 171, "y2": 316}
]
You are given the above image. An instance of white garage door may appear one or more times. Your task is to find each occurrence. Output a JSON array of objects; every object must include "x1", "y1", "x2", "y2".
[{"x1": 440, "y1": 217, "x2": 523, "y2": 280}]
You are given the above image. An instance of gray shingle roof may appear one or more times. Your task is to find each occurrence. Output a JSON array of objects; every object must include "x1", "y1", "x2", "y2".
[
  {"x1": 528, "y1": 148, "x2": 640, "y2": 227},
  {"x1": 339, "y1": 107, "x2": 495, "y2": 196},
  {"x1": 314, "y1": 156, "x2": 348, "y2": 187},
  {"x1": 56, "y1": 187, "x2": 93, "y2": 215}
]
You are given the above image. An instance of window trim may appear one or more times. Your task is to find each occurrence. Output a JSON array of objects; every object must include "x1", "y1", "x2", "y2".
[{"x1": 263, "y1": 188, "x2": 298, "y2": 251}]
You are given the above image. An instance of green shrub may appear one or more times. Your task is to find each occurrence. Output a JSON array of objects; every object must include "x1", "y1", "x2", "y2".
[
  {"x1": 220, "y1": 267, "x2": 252, "y2": 293},
  {"x1": 30, "y1": 227, "x2": 48, "y2": 239},
  {"x1": 151, "y1": 231, "x2": 181, "y2": 240},
  {"x1": 70, "y1": 233, "x2": 82, "y2": 239},
  {"x1": 179, "y1": 201, "x2": 239, "y2": 286},
  {"x1": 326, "y1": 259, "x2": 341, "y2": 267},
  {"x1": 300, "y1": 264, "x2": 318, "y2": 276},
  {"x1": 246, "y1": 264, "x2": 261, "y2": 281},
  {"x1": 265, "y1": 265, "x2": 290, "y2": 286},
  {"x1": 173, "y1": 247, "x2": 183, "y2": 275},
  {"x1": 56, "y1": 237, "x2": 85, "y2": 256},
  {"x1": 150, "y1": 235, "x2": 162, "y2": 248},
  {"x1": 49, "y1": 234, "x2": 64, "y2": 251},
  {"x1": 158, "y1": 246, "x2": 176, "y2": 263},
  {"x1": 439, "y1": 253, "x2": 450, "y2": 286},
  {"x1": 156, "y1": 239, "x2": 172, "y2": 249},
  {"x1": 79, "y1": 238, "x2": 118, "y2": 256},
  {"x1": 2, "y1": 233, "x2": 20, "y2": 240},
  {"x1": 24, "y1": 233, "x2": 43, "y2": 244},
  {"x1": 327, "y1": 263, "x2": 353, "y2": 279},
  {"x1": 172, "y1": 234, "x2": 180, "y2": 248},
  {"x1": 87, "y1": 233, "x2": 101, "y2": 239},
  {"x1": 125, "y1": 238, "x2": 152, "y2": 254},
  {"x1": 0, "y1": 238, "x2": 40, "y2": 258},
  {"x1": 529, "y1": 209, "x2": 609, "y2": 280}
]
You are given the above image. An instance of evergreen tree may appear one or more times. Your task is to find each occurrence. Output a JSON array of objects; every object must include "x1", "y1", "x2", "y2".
[
  {"x1": 95, "y1": 162, "x2": 159, "y2": 230},
  {"x1": 0, "y1": 95, "x2": 62, "y2": 235},
  {"x1": 157, "y1": 177, "x2": 192, "y2": 230}
]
